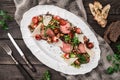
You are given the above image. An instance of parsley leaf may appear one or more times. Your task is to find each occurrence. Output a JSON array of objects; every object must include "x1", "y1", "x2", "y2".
[
  {"x1": 64, "y1": 35, "x2": 71, "y2": 42},
  {"x1": 106, "y1": 55, "x2": 112, "y2": 61},
  {"x1": 116, "y1": 44, "x2": 120, "y2": 53},
  {"x1": 47, "y1": 24, "x2": 58, "y2": 29},
  {"x1": 77, "y1": 54, "x2": 89, "y2": 64},
  {"x1": 106, "y1": 66, "x2": 114, "y2": 74},
  {"x1": 0, "y1": 10, "x2": 12, "y2": 30},
  {"x1": 106, "y1": 44, "x2": 120, "y2": 74},
  {"x1": 41, "y1": 70, "x2": 51, "y2": 80},
  {"x1": 72, "y1": 35, "x2": 79, "y2": 46}
]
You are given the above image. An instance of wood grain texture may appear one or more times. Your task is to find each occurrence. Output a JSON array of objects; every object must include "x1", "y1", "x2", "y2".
[
  {"x1": 0, "y1": 65, "x2": 65, "y2": 80},
  {"x1": 0, "y1": 0, "x2": 120, "y2": 80}
]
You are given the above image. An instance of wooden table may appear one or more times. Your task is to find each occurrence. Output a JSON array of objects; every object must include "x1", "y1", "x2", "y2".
[{"x1": 0, "y1": 0, "x2": 120, "y2": 80}]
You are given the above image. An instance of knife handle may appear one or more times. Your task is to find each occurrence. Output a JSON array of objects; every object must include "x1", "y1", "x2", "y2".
[
  {"x1": 23, "y1": 56, "x2": 36, "y2": 72},
  {"x1": 17, "y1": 61, "x2": 34, "y2": 80}
]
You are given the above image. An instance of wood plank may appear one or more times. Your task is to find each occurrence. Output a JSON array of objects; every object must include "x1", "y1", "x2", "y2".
[
  {"x1": 0, "y1": 64, "x2": 25, "y2": 80},
  {"x1": 0, "y1": 64, "x2": 66, "y2": 80},
  {"x1": 0, "y1": 5, "x2": 16, "y2": 17}
]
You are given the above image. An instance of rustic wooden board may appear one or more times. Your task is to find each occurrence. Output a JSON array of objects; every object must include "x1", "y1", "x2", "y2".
[{"x1": 0, "y1": 64, "x2": 66, "y2": 80}]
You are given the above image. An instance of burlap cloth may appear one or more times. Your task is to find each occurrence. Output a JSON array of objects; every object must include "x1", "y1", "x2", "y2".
[{"x1": 13, "y1": 0, "x2": 120, "y2": 80}]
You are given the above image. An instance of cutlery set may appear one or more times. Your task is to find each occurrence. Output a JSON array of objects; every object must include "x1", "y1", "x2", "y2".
[{"x1": 0, "y1": 33, "x2": 35, "y2": 80}]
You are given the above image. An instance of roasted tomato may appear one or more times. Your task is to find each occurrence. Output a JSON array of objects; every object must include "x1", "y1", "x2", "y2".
[
  {"x1": 35, "y1": 34, "x2": 42, "y2": 40},
  {"x1": 64, "y1": 53, "x2": 70, "y2": 59},
  {"x1": 68, "y1": 32, "x2": 74, "y2": 38},
  {"x1": 53, "y1": 16, "x2": 61, "y2": 21},
  {"x1": 86, "y1": 42, "x2": 94, "y2": 49},
  {"x1": 59, "y1": 19, "x2": 67, "y2": 26},
  {"x1": 52, "y1": 36, "x2": 59, "y2": 42},
  {"x1": 75, "y1": 28, "x2": 81, "y2": 34},
  {"x1": 32, "y1": 16, "x2": 39, "y2": 24}
]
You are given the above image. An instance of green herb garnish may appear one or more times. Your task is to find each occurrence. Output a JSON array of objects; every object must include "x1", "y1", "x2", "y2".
[
  {"x1": 71, "y1": 63, "x2": 80, "y2": 68},
  {"x1": 106, "y1": 44, "x2": 120, "y2": 74},
  {"x1": 106, "y1": 55, "x2": 112, "y2": 61},
  {"x1": 41, "y1": 70, "x2": 51, "y2": 80},
  {"x1": 47, "y1": 24, "x2": 58, "y2": 29},
  {"x1": 106, "y1": 66, "x2": 114, "y2": 74},
  {"x1": 116, "y1": 44, "x2": 120, "y2": 53},
  {"x1": 64, "y1": 35, "x2": 71, "y2": 42},
  {"x1": 77, "y1": 54, "x2": 89, "y2": 64},
  {"x1": 0, "y1": 10, "x2": 12, "y2": 30},
  {"x1": 52, "y1": 19, "x2": 59, "y2": 24},
  {"x1": 72, "y1": 35, "x2": 79, "y2": 46}
]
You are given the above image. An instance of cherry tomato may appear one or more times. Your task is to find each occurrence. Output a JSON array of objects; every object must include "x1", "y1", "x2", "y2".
[
  {"x1": 86, "y1": 42, "x2": 94, "y2": 49},
  {"x1": 32, "y1": 16, "x2": 39, "y2": 24},
  {"x1": 35, "y1": 34, "x2": 41, "y2": 40},
  {"x1": 53, "y1": 16, "x2": 61, "y2": 21},
  {"x1": 52, "y1": 36, "x2": 59, "y2": 42},
  {"x1": 68, "y1": 32, "x2": 74, "y2": 38},
  {"x1": 59, "y1": 19, "x2": 67, "y2": 26},
  {"x1": 64, "y1": 53, "x2": 70, "y2": 59},
  {"x1": 75, "y1": 28, "x2": 81, "y2": 34}
]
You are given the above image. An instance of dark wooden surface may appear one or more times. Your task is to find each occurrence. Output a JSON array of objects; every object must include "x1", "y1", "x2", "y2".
[{"x1": 0, "y1": 0, "x2": 120, "y2": 80}]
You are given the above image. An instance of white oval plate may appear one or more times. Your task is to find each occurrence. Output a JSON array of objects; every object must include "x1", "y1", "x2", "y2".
[{"x1": 20, "y1": 5, "x2": 101, "y2": 75}]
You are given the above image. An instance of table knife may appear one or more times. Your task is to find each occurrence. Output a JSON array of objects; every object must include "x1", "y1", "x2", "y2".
[
  {"x1": 7, "y1": 33, "x2": 36, "y2": 72},
  {"x1": 0, "y1": 43, "x2": 34, "y2": 80}
]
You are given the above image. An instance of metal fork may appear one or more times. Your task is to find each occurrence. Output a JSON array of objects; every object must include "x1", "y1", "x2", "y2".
[
  {"x1": 0, "y1": 43, "x2": 34, "y2": 80},
  {"x1": 1, "y1": 43, "x2": 18, "y2": 64}
]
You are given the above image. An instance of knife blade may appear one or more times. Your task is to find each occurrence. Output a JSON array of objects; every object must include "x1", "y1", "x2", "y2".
[{"x1": 7, "y1": 33, "x2": 36, "y2": 72}]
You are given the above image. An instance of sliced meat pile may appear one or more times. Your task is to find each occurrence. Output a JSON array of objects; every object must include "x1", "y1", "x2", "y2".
[{"x1": 28, "y1": 14, "x2": 94, "y2": 67}]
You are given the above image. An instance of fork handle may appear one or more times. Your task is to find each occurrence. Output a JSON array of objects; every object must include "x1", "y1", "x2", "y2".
[
  {"x1": 17, "y1": 61, "x2": 34, "y2": 80},
  {"x1": 22, "y1": 55, "x2": 36, "y2": 72}
]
